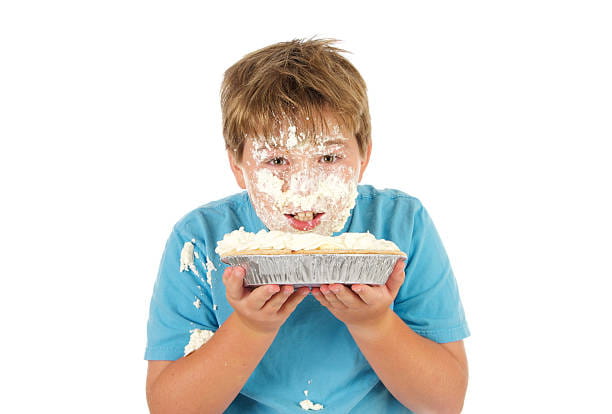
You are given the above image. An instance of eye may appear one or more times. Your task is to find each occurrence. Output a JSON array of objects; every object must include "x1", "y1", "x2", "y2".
[
  {"x1": 267, "y1": 157, "x2": 288, "y2": 166},
  {"x1": 321, "y1": 154, "x2": 340, "y2": 163}
]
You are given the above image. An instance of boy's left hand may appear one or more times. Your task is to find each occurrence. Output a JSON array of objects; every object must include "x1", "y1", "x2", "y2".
[{"x1": 311, "y1": 258, "x2": 406, "y2": 329}]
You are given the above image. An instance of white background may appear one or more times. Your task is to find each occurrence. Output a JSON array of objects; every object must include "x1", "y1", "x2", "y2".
[{"x1": 1, "y1": 1, "x2": 610, "y2": 412}]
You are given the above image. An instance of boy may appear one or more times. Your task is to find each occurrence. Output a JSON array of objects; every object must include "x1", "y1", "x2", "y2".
[{"x1": 145, "y1": 39, "x2": 469, "y2": 413}]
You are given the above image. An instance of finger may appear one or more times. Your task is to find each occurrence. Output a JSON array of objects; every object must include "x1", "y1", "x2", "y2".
[
  {"x1": 261, "y1": 285, "x2": 294, "y2": 312},
  {"x1": 351, "y1": 284, "x2": 380, "y2": 305},
  {"x1": 279, "y1": 286, "x2": 310, "y2": 314},
  {"x1": 311, "y1": 287, "x2": 330, "y2": 307},
  {"x1": 247, "y1": 284, "x2": 281, "y2": 310},
  {"x1": 329, "y1": 284, "x2": 363, "y2": 307},
  {"x1": 312, "y1": 289, "x2": 332, "y2": 308},
  {"x1": 222, "y1": 266, "x2": 247, "y2": 301},
  {"x1": 320, "y1": 284, "x2": 347, "y2": 309},
  {"x1": 385, "y1": 259, "x2": 406, "y2": 298}
]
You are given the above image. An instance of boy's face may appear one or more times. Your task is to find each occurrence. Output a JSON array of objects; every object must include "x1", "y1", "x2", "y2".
[{"x1": 229, "y1": 121, "x2": 371, "y2": 236}]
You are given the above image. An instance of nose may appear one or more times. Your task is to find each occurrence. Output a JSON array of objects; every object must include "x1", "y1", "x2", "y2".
[{"x1": 281, "y1": 166, "x2": 318, "y2": 195}]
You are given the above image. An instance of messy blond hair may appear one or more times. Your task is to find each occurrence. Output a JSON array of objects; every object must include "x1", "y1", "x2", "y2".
[{"x1": 221, "y1": 38, "x2": 371, "y2": 162}]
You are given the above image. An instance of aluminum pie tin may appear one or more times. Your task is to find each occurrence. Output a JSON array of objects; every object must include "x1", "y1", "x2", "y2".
[{"x1": 221, "y1": 250, "x2": 407, "y2": 287}]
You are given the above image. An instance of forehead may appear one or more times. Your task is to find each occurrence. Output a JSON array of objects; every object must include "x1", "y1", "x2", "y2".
[{"x1": 249, "y1": 122, "x2": 354, "y2": 151}]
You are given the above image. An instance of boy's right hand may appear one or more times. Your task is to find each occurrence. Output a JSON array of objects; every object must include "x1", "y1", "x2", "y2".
[{"x1": 222, "y1": 266, "x2": 310, "y2": 335}]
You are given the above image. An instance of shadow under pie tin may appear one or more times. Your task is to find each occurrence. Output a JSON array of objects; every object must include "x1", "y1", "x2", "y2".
[{"x1": 221, "y1": 250, "x2": 406, "y2": 287}]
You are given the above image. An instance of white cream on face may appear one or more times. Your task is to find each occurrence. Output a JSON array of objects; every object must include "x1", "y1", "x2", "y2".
[
  {"x1": 247, "y1": 167, "x2": 358, "y2": 235},
  {"x1": 240, "y1": 123, "x2": 362, "y2": 236}
]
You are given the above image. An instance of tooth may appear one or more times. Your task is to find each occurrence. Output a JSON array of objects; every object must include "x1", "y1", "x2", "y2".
[{"x1": 296, "y1": 211, "x2": 314, "y2": 221}]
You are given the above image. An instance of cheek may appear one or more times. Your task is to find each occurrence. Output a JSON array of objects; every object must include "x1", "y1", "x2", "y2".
[
  {"x1": 328, "y1": 163, "x2": 359, "y2": 184},
  {"x1": 243, "y1": 168, "x2": 284, "y2": 204}
]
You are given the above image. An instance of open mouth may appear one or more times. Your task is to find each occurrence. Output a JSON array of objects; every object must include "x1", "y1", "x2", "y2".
[{"x1": 284, "y1": 211, "x2": 325, "y2": 231}]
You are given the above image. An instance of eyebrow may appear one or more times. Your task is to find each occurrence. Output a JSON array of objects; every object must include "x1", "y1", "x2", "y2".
[{"x1": 318, "y1": 139, "x2": 347, "y2": 146}]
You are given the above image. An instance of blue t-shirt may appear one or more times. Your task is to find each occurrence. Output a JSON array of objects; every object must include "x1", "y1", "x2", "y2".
[{"x1": 145, "y1": 185, "x2": 470, "y2": 413}]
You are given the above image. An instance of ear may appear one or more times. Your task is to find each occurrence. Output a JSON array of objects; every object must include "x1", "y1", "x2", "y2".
[
  {"x1": 358, "y1": 143, "x2": 372, "y2": 182},
  {"x1": 227, "y1": 150, "x2": 246, "y2": 189}
]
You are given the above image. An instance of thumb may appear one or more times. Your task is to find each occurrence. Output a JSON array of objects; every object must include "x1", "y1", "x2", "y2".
[
  {"x1": 223, "y1": 266, "x2": 246, "y2": 301},
  {"x1": 385, "y1": 259, "x2": 406, "y2": 298}
]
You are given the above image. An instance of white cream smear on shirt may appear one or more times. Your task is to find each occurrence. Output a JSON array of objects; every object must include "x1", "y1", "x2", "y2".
[
  {"x1": 299, "y1": 400, "x2": 324, "y2": 411},
  {"x1": 205, "y1": 257, "x2": 216, "y2": 288},
  {"x1": 179, "y1": 241, "x2": 199, "y2": 276},
  {"x1": 184, "y1": 329, "x2": 214, "y2": 356}
]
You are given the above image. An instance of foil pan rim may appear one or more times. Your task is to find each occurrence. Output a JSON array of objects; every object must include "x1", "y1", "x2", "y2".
[
  {"x1": 221, "y1": 252, "x2": 406, "y2": 264},
  {"x1": 222, "y1": 254, "x2": 404, "y2": 286}
]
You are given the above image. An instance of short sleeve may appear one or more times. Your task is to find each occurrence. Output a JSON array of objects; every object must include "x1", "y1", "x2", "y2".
[
  {"x1": 145, "y1": 227, "x2": 219, "y2": 360},
  {"x1": 393, "y1": 203, "x2": 470, "y2": 343}
]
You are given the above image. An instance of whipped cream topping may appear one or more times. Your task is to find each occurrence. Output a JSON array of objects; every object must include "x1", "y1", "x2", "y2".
[{"x1": 215, "y1": 228, "x2": 403, "y2": 256}]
